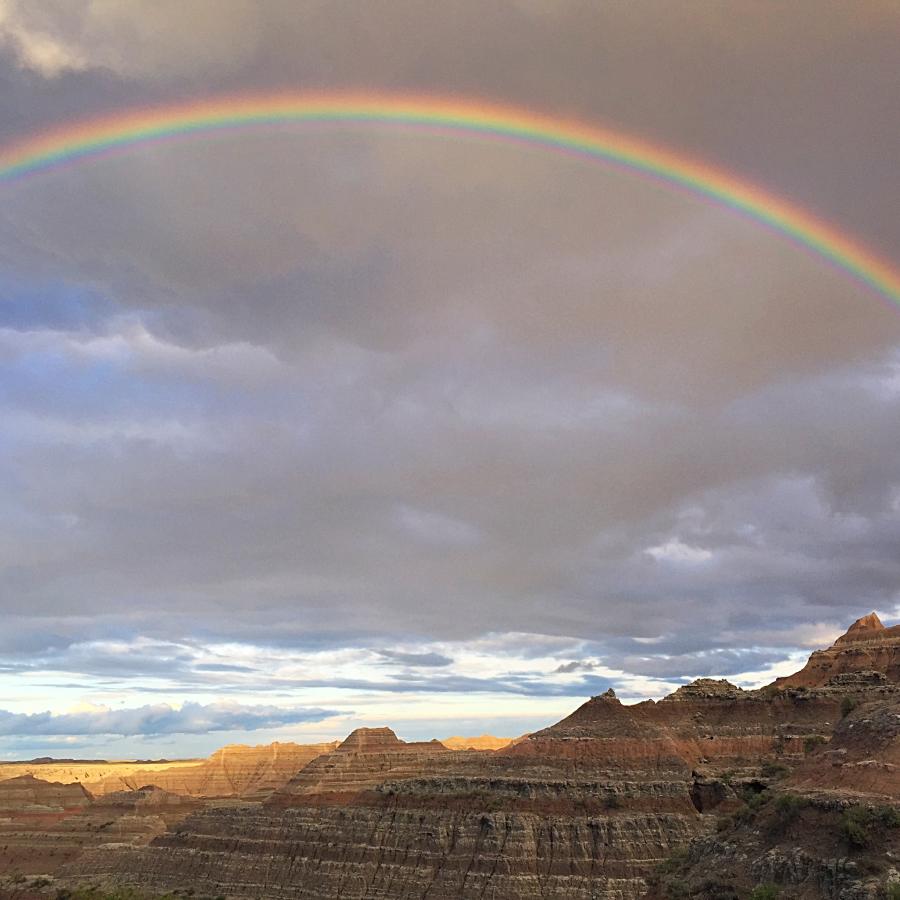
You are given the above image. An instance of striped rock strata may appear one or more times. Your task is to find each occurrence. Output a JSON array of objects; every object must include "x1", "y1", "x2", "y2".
[{"x1": 61, "y1": 613, "x2": 900, "y2": 899}]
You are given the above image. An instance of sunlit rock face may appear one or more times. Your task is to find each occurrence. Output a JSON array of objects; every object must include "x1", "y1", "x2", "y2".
[
  {"x1": 87, "y1": 740, "x2": 340, "y2": 799},
  {"x1": 774, "y1": 612, "x2": 900, "y2": 688},
  {"x1": 0, "y1": 774, "x2": 91, "y2": 813},
  {"x1": 59, "y1": 614, "x2": 900, "y2": 899},
  {"x1": 441, "y1": 735, "x2": 515, "y2": 751}
]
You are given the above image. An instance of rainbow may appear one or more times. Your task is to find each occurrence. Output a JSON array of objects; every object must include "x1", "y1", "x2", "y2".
[{"x1": 0, "y1": 91, "x2": 898, "y2": 306}]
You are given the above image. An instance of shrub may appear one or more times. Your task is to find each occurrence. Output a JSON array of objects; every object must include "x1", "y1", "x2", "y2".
[
  {"x1": 665, "y1": 880, "x2": 690, "y2": 899},
  {"x1": 696, "y1": 877, "x2": 738, "y2": 900},
  {"x1": 760, "y1": 761, "x2": 789, "y2": 779},
  {"x1": 774, "y1": 793, "x2": 804, "y2": 819},
  {"x1": 768, "y1": 793, "x2": 805, "y2": 834},
  {"x1": 840, "y1": 804, "x2": 900, "y2": 850},
  {"x1": 749, "y1": 886, "x2": 780, "y2": 900},
  {"x1": 745, "y1": 789, "x2": 770, "y2": 812},
  {"x1": 876, "y1": 805, "x2": 900, "y2": 828},
  {"x1": 884, "y1": 882, "x2": 900, "y2": 900},
  {"x1": 803, "y1": 735, "x2": 827, "y2": 754},
  {"x1": 716, "y1": 814, "x2": 732, "y2": 832},
  {"x1": 657, "y1": 847, "x2": 689, "y2": 876},
  {"x1": 841, "y1": 696, "x2": 858, "y2": 718}
]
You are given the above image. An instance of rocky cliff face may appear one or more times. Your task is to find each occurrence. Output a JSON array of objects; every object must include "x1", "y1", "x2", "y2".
[
  {"x1": 791, "y1": 691, "x2": 900, "y2": 797},
  {"x1": 0, "y1": 777, "x2": 200, "y2": 880},
  {"x1": 87, "y1": 740, "x2": 339, "y2": 798},
  {"x1": 72, "y1": 803, "x2": 704, "y2": 899},
  {"x1": 0, "y1": 775, "x2": 91, "y2": 813},
  {"x1": 441, "y1": 735, "x2": 515, "y2": 751},
  {"x1": 647, "y1": 614, "x2": 900, "y2": 899},
  {"x1": 511, "y1": 681, "x2": 838, "y2": 773},
  {"x1": 774, "y1": 612, "x2": 900, "y2": 688},
  {"x1": 58, "y1": 613, "x2": 900, "y2": 899},
  {"x1": 271, "y1": 728, "x2": 452, "y2": 805},
  {"x1": 0, "y1": 741, "x2": 339, "y2": 801},
  {"x1": 0, "y1": 759, "x2": 202, "y2": 793},
  {"x1": 647, "y1": 791, "x2": 900, "y2": 900}
]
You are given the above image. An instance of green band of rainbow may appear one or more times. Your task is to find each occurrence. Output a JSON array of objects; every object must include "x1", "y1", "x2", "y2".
[{"x1": 1, "y1": 92, "x2": 898, "y2": 306}]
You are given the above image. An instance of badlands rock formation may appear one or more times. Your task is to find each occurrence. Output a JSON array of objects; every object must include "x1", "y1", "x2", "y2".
[
  {"x1": 774, "y1": 611, "x2": 900, "y2": 688},
  {"x1": 441, "y1": 735, "x2": 515, "y2": 751},
  {"x1": 0, "y1": 775, "x2": 91, "y2": 814},
  {"x1": 0, "y1": 778, "x2": 200, "y2": 878},
  {"x1": 88, "y1": 740, "x2": 339, "y2": 798},
  {"x1": 37, "y1": 613, "x2": 900, "y2": 898},
  {"x1": 649, "y1": 613, "x2": 900, "y2": 898},
  {"x1": 0, "y1": 741, "x2": 339, "y2": 801},
  {"x1": 70, "y1": 722, "x2": 705, "y2": 898},
  {"x1": 0, "y1": 759, "x2": 201, "y2": 792}
]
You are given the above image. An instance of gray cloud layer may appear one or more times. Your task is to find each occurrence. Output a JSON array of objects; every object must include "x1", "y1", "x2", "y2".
[
  {"x1": 0, "y1": 702, "x2": 339, "y2": 736},
  {"x1": 0, "y1": 1, "x2": 897, "y2": 716}
]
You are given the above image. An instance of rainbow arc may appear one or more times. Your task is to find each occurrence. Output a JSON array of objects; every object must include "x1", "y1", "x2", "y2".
[{"x1": 0, "y1": 92, "x2": 897, "y2": 306}]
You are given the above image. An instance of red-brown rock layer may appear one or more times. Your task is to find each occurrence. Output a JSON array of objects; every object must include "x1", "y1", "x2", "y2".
[{"x1": 774, "y1": 611, "x2": 900, "y2": 688}]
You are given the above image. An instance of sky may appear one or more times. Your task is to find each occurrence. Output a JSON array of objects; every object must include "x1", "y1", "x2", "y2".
[{"x1": 0, "y1": 0, "x2": 899, "y2": 760}]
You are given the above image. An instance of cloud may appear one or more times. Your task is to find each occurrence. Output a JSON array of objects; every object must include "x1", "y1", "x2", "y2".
[
  {"x1": 645, "y1": 539, "x2": 714, "y2": 565},
  {"x1": 0, "y1": 0, "x2": 262, "y2": 79},
  {"x1": 0, "y1": 0, "x2": 897, "y2": 755},
  {"x1": 554, "y1": 661, "x2": 597, "y2": 674},
  {"x1": 0, "y1": 701, "x2": 340, "y2": 736},
  {"x1": 377, "y1": 650, "x2": 453, "y2": 668}
]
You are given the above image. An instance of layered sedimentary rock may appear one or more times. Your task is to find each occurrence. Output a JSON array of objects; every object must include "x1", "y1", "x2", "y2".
[
  {"x1": 0, "y1": 742, "x2": 338, "y2": 802},
  {"x1": 87, "y1": 740, "x2": 339, "y2": 798},
  {"x1": 0, "y1": 778, "x2": 199, "y2": 878},
  {"x1": 648, "y1": 615, "x2": 900, "y2": 898},
  {"x1": 0, "y1": 760, "x2": 200, "y2": 792},
  {"x1": 0, "y1": 775, "x2": 91, "y2": 814},
  {"x1": 774, "y1": 611, "x2": 900, "y2": 688},
  {"x1": 60, "y1": 613, "x2": 900, "y2": 899},
  {"x1": 67, "y1": 724, "x2": 705, "y2": 898},
  {"x1": 272, "y1": 728, "x2": 451, "y2": 805},
  {"x1": 792, "y1": 691, "x2": 900, "y2": 797},
  {"x1": 648, "y1": 789, "x2": 900, "y2": 898},
  {"x1": 441, "y1": 735, "x2": 515, "y2": 751},
  {"x1": 512, "y1": 682, "x2": 839, "y2": 774}
]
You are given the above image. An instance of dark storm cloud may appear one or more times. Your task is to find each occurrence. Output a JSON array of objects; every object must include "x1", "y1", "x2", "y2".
[{"x1": 0, "y1": 0, "x2": 897, "y2": 710}]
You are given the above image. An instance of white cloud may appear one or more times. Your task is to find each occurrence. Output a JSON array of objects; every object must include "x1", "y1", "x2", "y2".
[
  {"x1": 0, "y1": 0, "x2": 262, "y2": 79},
  {"x1": 645, "y1": 538, "x2": 713, "y2": 564}
]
